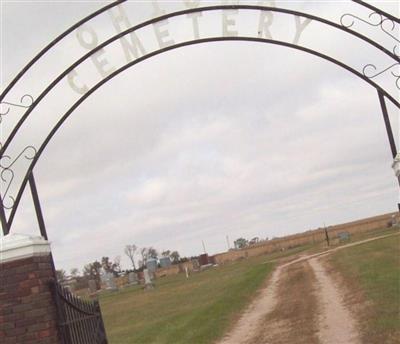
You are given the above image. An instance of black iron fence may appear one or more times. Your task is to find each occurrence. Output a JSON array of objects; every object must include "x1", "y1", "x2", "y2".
[{"x1": 50, "y1": 280, "x2": 108, "y2": 344}]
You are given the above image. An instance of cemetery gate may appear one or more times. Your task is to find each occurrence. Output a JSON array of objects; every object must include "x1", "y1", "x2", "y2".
[
  {"x1": 0, "y1": 0, "x2": 398, "y2": 342},
  {"x1": 50, "y1": 280, "x2": 108, "y2": 344}
]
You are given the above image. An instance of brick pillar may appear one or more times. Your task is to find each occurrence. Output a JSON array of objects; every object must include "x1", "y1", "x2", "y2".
[{"x1": 0, "y1": 234, "x2": 61, "y2": 344}]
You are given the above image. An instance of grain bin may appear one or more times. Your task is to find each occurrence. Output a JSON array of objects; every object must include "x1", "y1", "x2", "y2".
[
  {"x1": 146, "y1": 258, "x2": 158, "y2": 272},
  {"x1": 159, "y1": 256, "x2": 171, "y2": 268}
]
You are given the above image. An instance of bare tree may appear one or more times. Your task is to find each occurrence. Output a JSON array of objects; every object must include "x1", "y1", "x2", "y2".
[
  {"x1": 147, "y1": 247, "x2": 158, "y2": 259},
  {"x1": 249, "y1": 237, "x2": 260, "y2": 245},
  {"x1": 234, "y1": 237, "x2": 248, "y2": 249},
  {"x1": 113, "y1": 256, "x2": 121, "y2": 274},
  {"x1": 70, "y1": 268, "x2": 80, "y2": 278},
  {"x1": 139, "y1": 247, "x2": 158, "y2": 267},
  {"x1": 170, "y1": 251, "x2": 180, "y2": 263},
  {"x1": 83, "y1": 261, "x2": 102, "y2": 289},
  {"x1": 101, "y1": 256, "x2": 121, "y2": 276},
  {"x1": 124, "y1": 244, "x2": 137, "y2": 270},
  {"x1": 161, "y1": 250, "x2": 171, "y2": 257},
  {"x1": 56, "y1": 269, "x2": 67, "y2": 282},
  {"x1": 101, "y1": 256, "x2": 113, "y2": 273},
  {"x1": 140, "y1": 247, "x2": 148, "y2": 268}
]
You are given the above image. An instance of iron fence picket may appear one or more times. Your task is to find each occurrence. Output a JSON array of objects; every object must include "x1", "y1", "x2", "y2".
[
  {"x1": 88, "y1": 299, "x2": 97, "y2": 344},
  {"x1": 68, "y1": 290, "x2": 79, "y2": 344},
  {"x1": 65, "y1": 289, "x2": 77, "y2": 344},
  {"x1": 81, "y1": 297, "x2": 92, "y2": 344}
]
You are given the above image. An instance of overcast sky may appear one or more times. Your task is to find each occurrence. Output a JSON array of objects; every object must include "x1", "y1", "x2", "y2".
[{"x1": 1, "y1": 0, "x2": 399, "y2": 273}]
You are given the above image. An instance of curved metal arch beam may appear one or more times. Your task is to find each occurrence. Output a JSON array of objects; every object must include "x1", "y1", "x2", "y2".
[
  {"x1": 0, "y1": 0, "x2": 127, "y2": 103},
  {"x1": 0, "y1": 0, "x2": 396, "y2": 105},
  {"x1": 1, "y1": 5, "x2": 399, "y2": 158},
  {"x1": 352, "y1": 0, "x2": 399, "y2": 24},
  {"x1": 5, "y1": 36, "x2": 400, "y2": 232}
]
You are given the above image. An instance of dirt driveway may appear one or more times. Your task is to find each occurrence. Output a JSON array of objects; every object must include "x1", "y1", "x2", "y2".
[{"x1": 217, "y1": 233, "x2": 399, "y2": 344}]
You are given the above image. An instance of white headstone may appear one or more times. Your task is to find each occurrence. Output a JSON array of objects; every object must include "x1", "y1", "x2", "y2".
[
  {"x1": 104, "y1": 272, "x2": 118, "y2": 291},
  {"x1": 128, "y1": 272, "x2": 138, "y2": 284},
  {"x1": 143, "y1": 269, "x2": 154, "y2": 289},
  {"x1": 88, "y1": 279, "x2": 97, "y2": 294},
  {"x1": 185, "y1": 266, "x2": 189, "y2": 279}
]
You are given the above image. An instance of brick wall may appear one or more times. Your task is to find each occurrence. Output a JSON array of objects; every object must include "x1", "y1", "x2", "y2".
[{"x1": 0, "y1": 254, "x2": 61, "y2": 344}]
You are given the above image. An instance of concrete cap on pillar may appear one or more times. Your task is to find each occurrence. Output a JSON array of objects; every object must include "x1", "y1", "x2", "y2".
[{"x1": 0, "y1": 233, "x2": 51, "y2": 263}]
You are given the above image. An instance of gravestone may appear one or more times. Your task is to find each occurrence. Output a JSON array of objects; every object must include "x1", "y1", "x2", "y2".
[
  {"x1": 146, "y1": 258, "x2": 157, "y2": 273},
  {"x1": 128, "y1": 272, "x2": 138, "y2": 285},
  {"x1": 185, "y1": 266, "x2": 189, "y2": 279},
  {"x1": 143, "y1": 269, "x2": 154, "y2": 290},
  {"x1": 88, "y1": 279, "x2": 97, "y2": 294},
  {"x1": 338, "y1": 231, "x2": 350, "y2": 242},
  {"x1": 103, "y1": 272, "x2": 118, "y2": 291}
]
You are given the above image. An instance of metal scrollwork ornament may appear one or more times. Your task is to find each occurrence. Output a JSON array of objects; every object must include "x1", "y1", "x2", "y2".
[
  {"x1": 341, "y1": 11, "x2": 400, "y2": 90},
  {"x1": 0, "y1": 94, "x2": 34, "y2": 123},
  {"x1": 340, "y1": 12, "x2": 383, "y2": 29},
  {"x1": 363, "y1": 63, "x2": 400, "y2": 89},
  {"x1": 0, "y1": 146, "x2": 37, "y2": 209}
]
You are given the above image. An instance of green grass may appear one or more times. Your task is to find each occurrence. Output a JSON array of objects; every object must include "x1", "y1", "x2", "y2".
[
  {"x1": 100, "y1": 255, "x2": 274, "y2": 344},
  {"x1": 264, "y1": 243, "x2": 314, "y2": 261},
  {"x1": 328, "y1": 233, "x2": 400, "y2": 343}
]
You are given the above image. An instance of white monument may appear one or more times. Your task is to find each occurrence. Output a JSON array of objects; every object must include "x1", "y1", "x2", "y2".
[
  {"x1": 101, "y1": 270, "x2": 118, "y2": 291},
  {"x1": 143, "y1": 268, "x2": 154, "y2": 290}
]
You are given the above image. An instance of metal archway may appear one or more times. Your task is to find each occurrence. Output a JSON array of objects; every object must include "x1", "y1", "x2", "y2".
[{"x1": 1, "y1": 1, "x2": 399, "y2": 238}]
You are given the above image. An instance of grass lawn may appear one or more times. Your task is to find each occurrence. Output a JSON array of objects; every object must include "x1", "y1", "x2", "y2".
[
  {"x1": 328, "y1": 232, "x2": 400, "y2": 343},
  {"x1": 100, "y1": 255, "x2": 274, "y2": 344}
]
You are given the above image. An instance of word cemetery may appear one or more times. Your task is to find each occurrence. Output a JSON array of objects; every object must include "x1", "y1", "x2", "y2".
[{"x1": 68, "y1": 3, "x2": 311, "y2": 94}]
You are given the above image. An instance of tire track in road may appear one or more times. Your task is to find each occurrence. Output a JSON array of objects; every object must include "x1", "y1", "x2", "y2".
[
  {"x1": 309, "y1": 258, "x2": 360, "y2": 344},
  {"x1": 217, "y1": 265, "x2": 283, "y2": 344}
]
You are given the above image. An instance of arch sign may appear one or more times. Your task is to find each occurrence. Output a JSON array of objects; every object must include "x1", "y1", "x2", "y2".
[{"x1": 0, "y1": 0, "x2": 399, "y2": 238}]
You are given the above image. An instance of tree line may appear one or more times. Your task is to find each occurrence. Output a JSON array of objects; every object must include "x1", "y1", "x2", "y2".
[
  {"x1": 56, "y1": 244, "x2": 187, "y2": 288},
  {"x1": 233, "y1": 236, "x2": 269, "y2": 249}
]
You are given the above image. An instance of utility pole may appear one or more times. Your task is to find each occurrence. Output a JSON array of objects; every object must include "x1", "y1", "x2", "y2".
[
  {"x1": 226, "y1": 235, "x2": 231, "y2": 250},
  {"x1": 324, "y1": 223, "x2": 330, "y2": 246}
]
